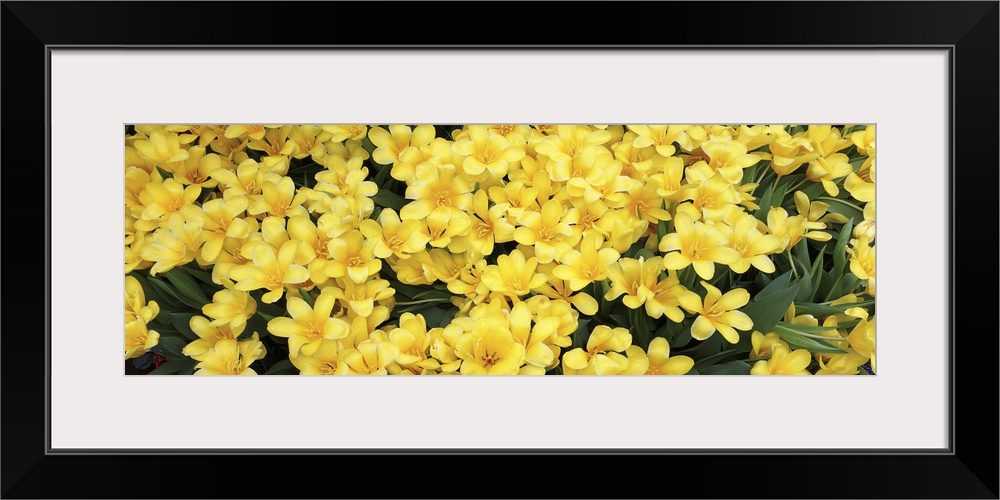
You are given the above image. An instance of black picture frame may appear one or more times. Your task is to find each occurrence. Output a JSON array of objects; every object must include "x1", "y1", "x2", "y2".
[{"x1": 3, "y1": 1, "x2": 996, "y2": 498}]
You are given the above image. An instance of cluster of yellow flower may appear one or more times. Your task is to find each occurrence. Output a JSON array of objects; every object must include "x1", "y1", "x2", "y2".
[{"x1": 125, "y1": 124, "x2": 875, "y2": 375}]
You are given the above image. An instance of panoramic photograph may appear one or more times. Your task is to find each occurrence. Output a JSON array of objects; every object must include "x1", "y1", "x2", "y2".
[{"x1": 124, "y1": 124, "x2": 875, "y2": 376}]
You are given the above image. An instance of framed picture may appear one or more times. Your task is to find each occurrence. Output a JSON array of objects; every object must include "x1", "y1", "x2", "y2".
[{"x1": 5, "y1": 1, "x2": 996, "y2": 498}]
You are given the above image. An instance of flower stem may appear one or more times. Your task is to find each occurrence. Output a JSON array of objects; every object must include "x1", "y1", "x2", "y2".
[
  {"x1": 818, "y1": 196, "x2": 865, "y2": 213},
  {"x1": 787, "y1": 251, "x2": 799, "y2": 279}
]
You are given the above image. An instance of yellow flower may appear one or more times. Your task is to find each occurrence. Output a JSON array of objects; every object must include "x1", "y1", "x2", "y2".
[
  {"x1": 552, "y1": 233, "x2": 620, "y2": 291},
  {"x1": 533, "y1": 261, "x2": 600, "y2": 316},
  {"x1": 210, "y1": 158, "x2": 268, "y2": 198},
  {"x1": 135, "y1": 178, "x2": 202, "y2": 232},
  {"x1": 456, "y1": 323, "x2": 526, "y2": 375},
  {"x1": 246, "y1": 125, "x2": 292, "y2": 174},
  {"x1": 845, "y1": 307, "x2": 876, "y2": 373},
  {"x1": 321, "y1": 124, "x2": 368, "y2": 143},
  {"x1": 767, "y1": 207, "x2": 832, "y2": 251},
  {"x1": 698, "y1": 139, "x2": 761, "y2": 184},
  {"x1": 854, "y1": 201, "x2": 875, "y2": 241},
  {"x1": 281, "y1": 125, "x2": 332, "y2": 159},
  {"x1": 192, "y1": 333, "x2": 266, "y2": 375},
  {"x1": 678, "y1": 281, "x2": 753, "y2": 344},
  {"x1": 480, "y1": 250, "x2": 548, "y2": 302},
  {"x1": 386, "y1": 313, "x2": 441, "y2": 374},
  {"x1": 750, "y1": 331, "x2": 789, "y2": 359},
  {"x1": 847, "y1": 235, "x2": 875, "y2": 297},
  {"x1": 769, "y1": 129, "x2": 818, "y2": 176},
  {"x1": 508, "y1": 302, "x2": 560, "y2": 372},
  {"x1": 181, "y1": 315, "x2": 247, "y2": 357},
  {"x1": 452, "y1": 125, "x2": 526, "y2": 178},
  {"x1": 125, "y1": 275, "x2": 158, "y2": 324},
  {"x1": 562, "y1": 325, "x2": 632, "y2": 375},
  {"x1": 423, "y1": 206, "x2": 473, "y2": 251},
  {"x1": 844, "y1": 169, "x2": 875, "y2": 203},
  {"x1": 358, "y1": 208, "x2": 431, "y2": 260},
  {"x1": 133, "y1": 130, "x2": 190, "y2": 167},
  {"x1": 368, "y1": 125, "x2": 436, "y2": 168},
  {"x1": 267, "y1": 289, "x2": 351, "y2": 357},
  {"x1": 750, "y1": 344, "x2": 812, "y2": 375},
  {"x1": 513, "y1": 199, "x2": 579, "y2": 264},
  {"x1": 247, "y1": 176, "x2": 309, "y2": 219},
  {"x1": 793, "y1": 191, "x2": 849, "y2": 226},
  {"x1": 169, "y1": 146, "x2": 223, "y2": 189},
  {"x1": 644, "y1": 269, "x2": 691, "y2": 322},
  {"x1": 604, "y1": 256, "x2": 662, "y2": 310},
  {"x1": 125, "y1": 317, "x2": 159, "y2": 360},
  {"x1": 185, "y1": 196, "x2": 254, "y2": 263},
  {"x1": 806, "y1": 153, "x2": 853, "y2": 197},
  {"x1": 466, "y1": 190, "x2": 516, "y2": 256},
  {"x1": 626, "y1": 125, "x2": 697, "y2": 157},
  {"x1": 535, "y1": 125, "x2": 613, "y2": 179},
  {"x1": 291, "y1": 340, "x2": 348, "y2": 375},
  {"x1": 720, "y1": 213, "x2": 783, "y2": 274},
  {"x1": 140, "y1": 213, "x2": 204, "y2": 276},
  {"x1": 224, "y1": 125, "x2": 267, "y2": 141},
  {"x1": 659, "y1": 211, "x2": 740, "y2": 280},
  {"x1": 400, "y1": 163, "x2": 474, "y2": 221},
  {"x1": 488, "y1": 179, "x2": 538, "y2": 221},
  {"x1": 229, "y1": 240, "x2": 310, "y2": 303},
  {"x1": 618, "y1": 182, "x2": 672, "y2": 225},
  {"x1": 201, "y1": 283, "x2": 256, "y2": 330},
  {"x1": 327, "y1": 278, "x2": 394, "y2": 318},
  {"x1": 623, "y1": 337, "x2": 694, "y2": 375},
  {"x1": 323, "y1": 230, "x2": 382, "y2": 284},
  {"x1": 675, "y1": 172, "x2": 742, "y2": 222}
]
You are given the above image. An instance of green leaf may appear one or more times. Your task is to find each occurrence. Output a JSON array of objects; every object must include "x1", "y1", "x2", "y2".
[
  {"x1": 791, "y1": 255, "x2": 814, "y2": 303},
  {"x1": 419, "y1": 307, "x2": 447, "y2": 328},
  {"x1": 168, "y1": 313, "x2": 200, "y2": 341},
  {"x1": 678, "y1": 333, "x2": 723, "y2": 363},
  {"x1": 755, "y1": 270, "x2": 793, "y2": 301},
  {"x1": 633, "y1": 247, "x2": 655, "y2": 261},
  {"x1": 128, "y1": 272, "x2": 172, "y2": 310},
  {"x1": 808, "y1": 250, "x2": 825, "y2": 301},
  {"x1": 264, "y1": 359, "x2": 298, "y2": 375},
  {"x1": 410, "y1": 288, "x2": 454, "y2": 301},
  {"x1": 163, "y1": 268, "x2": 210, "y2": 309},
  {"x1": 147, "y1": 358, "x2": 195, "y2": 375},
  {"x1": 753, "y1": 184, "x2": 775, "y2": 223},
  {"x1": 629, "y1": 307, "x2": 651, "y2": 350},
  {"x1": 395, "y1": 301, "x2": 446, "y2": 314},
  {"x1": 361, "y1": 135, "x2": 377, "y2": 157},
  {"x1": 772, "y1": 322, "x2": 846, "y2": 354},
  {"x1": 657, "y1": 219, "x2": 669, "y2": 242},
  {"x1": 299, "y1": 289, "x2": 315, "y2": 308},
  {"x1": 825, "y1": 274, "x2": 860, "y2": 302},
  {"x1": 147, "y1": 277, "x2": 189, "y2": 311},
  {"x1": 832, "y1": 218, "x2": 854, "y2": 278},
  {"x1": 609, "y1": 313, "x2": 629, "y2": 329},
  {"x1": 155, "y1": 166, "x2": 174, "y2": 180},
  {"x1": 700, "y1": 360, "x2": 751, "y2": 375},
  {"x1": 740, "y1": 279, "x2": 801, "y2": 335},
  {"x1": 671, "y1": 327, "x2": 693, "y2": 349},
  {"x1": 794, "y1": 299, "x2": 874, "y2": 317},
  {"x1": 693, "y1": 348, "x2": 742, "y2": 371},
  {"x1": 155, "y1": 336, "x2": 190, "y2": 359},
  {"x1": 820, "y1": 198, "x2": 863, "y2": 223},
  {"x1": 182, "y1": 263, "x2": 217, "y2": 286},
  {"x1": 371, "y1": 190, "x2": 407, "y2": 211},
  {"x1": 572, "y1": 319, "x2": 592, "y2": 351}
]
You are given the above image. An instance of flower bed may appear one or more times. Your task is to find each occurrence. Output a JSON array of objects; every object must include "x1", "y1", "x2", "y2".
[{"x1": 125, "y1": 124, "x2": 875, "y2": 375}]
